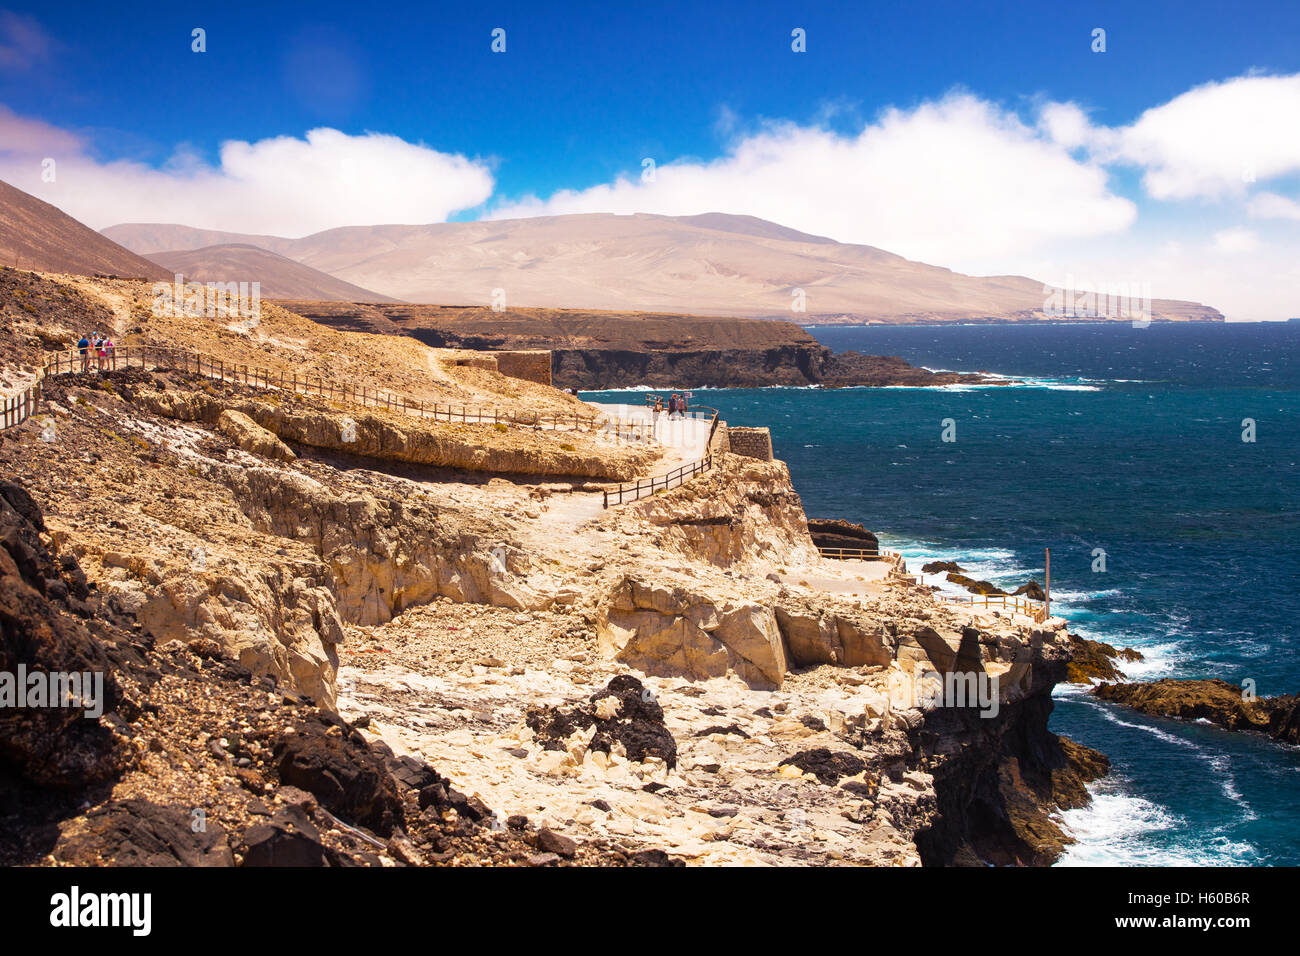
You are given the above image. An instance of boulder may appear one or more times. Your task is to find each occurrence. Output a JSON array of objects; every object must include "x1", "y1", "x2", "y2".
[
  {"x1": 272, "y1": 713, "x2": 405, "y2": 836},
  {"x1": 597, "y1": 577, "x2": 786, "y2": 688},
  {"x1": 239, "y1": 805, "x2": 325, "y2": 867},
  {"x1": 217, "y1": 409, "x2": 296, "y2": 462},
  {"x1": 945, "y1": 572, "x2": 1006, "y2": 596},
  {"x1": 54, "y1": 799, "x2": 234, "y2": 867}
]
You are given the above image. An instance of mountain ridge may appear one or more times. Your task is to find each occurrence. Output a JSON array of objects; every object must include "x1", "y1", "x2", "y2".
[{"x1": 103, "y1": 212, "x2": 1224, "y2": 324}]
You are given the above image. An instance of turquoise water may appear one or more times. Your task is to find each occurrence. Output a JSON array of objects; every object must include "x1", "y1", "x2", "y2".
[{"x1": 587, "y1": 322, "x2": 1300, "y2": 865}]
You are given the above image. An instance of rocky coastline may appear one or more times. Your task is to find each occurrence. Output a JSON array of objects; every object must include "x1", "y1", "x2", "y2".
[
  {"x1": 277, "y1": 300, "x2": 1012, "y2": 390},
  {"x1": 1, "y1": 272, "x2": 1104, "y2": 867},
  {"x1": 1094, "y1": 679, "x2": 1299, "y2": 744}
]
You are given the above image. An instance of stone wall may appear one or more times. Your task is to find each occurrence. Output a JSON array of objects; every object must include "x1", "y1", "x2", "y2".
[
  {"x1": 493, "y1": 350, "x2": 553, "y2": 387},
  {"x1": 709, "y1": 420, "x2": 730, "y2": 455},
  {"x1": 728, "y1": 426, "x2": 773, "y2": 461}
]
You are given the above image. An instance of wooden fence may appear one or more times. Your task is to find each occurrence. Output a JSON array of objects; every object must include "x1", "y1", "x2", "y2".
[
  {"x1": 602, "y1": 406, "x2": 722, "y2": 507},
  {"x1": 816, "y1": 546, "x2": 899, "y2": 561},
  {"x1": 2, "y1": 345, "x2": 660, "y2": 440},
  {"x1": 602, "y1": 454, "x2": 714, "y2": 507},
  {"x1": 941, "y1": 592, "x2": 1049, "y2": 624},
  {"x1": 0, "y1": 381, "x2": 39, "y2": 430}
]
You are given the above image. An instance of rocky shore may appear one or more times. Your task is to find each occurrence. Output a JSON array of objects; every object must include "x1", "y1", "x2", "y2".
[
  {"x1": 1094, "y1": 679, "x2": 1299, "y2": 744},
  {"x1": 0, "y1": 270, "x2": 1105, "y2": 866}
]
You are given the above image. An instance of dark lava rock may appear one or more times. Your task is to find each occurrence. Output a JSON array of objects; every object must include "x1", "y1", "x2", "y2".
[
  {"x1": 629, "y1": 848, "x2": 684, "y2": 867},
  {"x1": 272, "y1": 714, "x2": 405, "y2": 836},
  {"x1": 945, "y1": 572, "x2": 1006, "y2": 596},
  {"x1": 807, "y1": 517, "x2": 879, "y2": 554},
  {"x1": 921, "y1": 560, "x2": 964, "y2": 575},
  {"x1": 526, "y1": 674, "x2": 677, "y2": 769},
  {"x1": 536, "y1": 827, "x2": 577, "y2": 858},
  {"x1": 1095, "y1": 677, "x2": 1299, "y2": 743},
  {"x1": 1066, "y1": 635, "x2": 1143, "y2": 684},
  {"x1": 779, "y1": 747, "x2": 867, "y2": 785},
  {"x1": 416, "y1": 770, "x2": 491, "y2": 823},
  {"x1": 0, "y1": 480, "x2": 129, "y2": 788},
  {"x1": 53, "y1": 798, "x2": 233, "y2": 866},
  {"x1": 1012, "y1": 580, "x2": 1046, "y2": 601},
  {"x1": 695, "y1": 723, "x2": 750, "y2": 739},
  {"x1": 240, "y1": 805, "x2": 324, "y2": 867}
]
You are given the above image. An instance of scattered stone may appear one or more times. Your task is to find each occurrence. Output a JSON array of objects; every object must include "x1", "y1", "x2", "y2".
[
  {"x1": 240, "y1": 805, "x2": 324, "y2": 867},
  {"x1": 536, "y1": 827, "x2": 577, "y2": 858}
]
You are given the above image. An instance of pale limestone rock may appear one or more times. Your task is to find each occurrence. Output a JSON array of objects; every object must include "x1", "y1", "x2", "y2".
[{"x1": 217, "y1": 409, "x2": 296, "y2": 462}]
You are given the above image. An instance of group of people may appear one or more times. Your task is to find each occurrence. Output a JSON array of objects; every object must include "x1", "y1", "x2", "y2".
[
  {"x1": 651, "y1": 392, "x2": 690, "y2": 419},
  {"x1": 76, "y1": 331, "x2": 116, "y2": 372}
]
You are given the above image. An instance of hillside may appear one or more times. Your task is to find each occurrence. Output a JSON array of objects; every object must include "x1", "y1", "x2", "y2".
[
  {"x1": 145, "y1": 244, "x2": 398, "y2": 302},
  {"x1": 103, "y1": 212, "x2": 1224, "y2": 324},
  {"x1": 0, "y1": 179, "x2": 169, "y2": 280}
]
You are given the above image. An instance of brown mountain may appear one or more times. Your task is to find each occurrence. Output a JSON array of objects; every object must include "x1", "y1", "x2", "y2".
[
  {"x1": 0, "y1": 179, "x2": 168, "y2": 280},
  {"x1": 102, "y1": 212, "x2": 1223, "y2": 324},
  {"x1": 144, "y1": 244, "x2": 397, "y2": 302}
]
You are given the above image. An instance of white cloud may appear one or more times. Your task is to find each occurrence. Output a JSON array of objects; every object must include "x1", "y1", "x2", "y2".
[
  {"x1": 1212, "y1": 227, "x2": 1261, "y2": 253},
  {"x1": 1037, "y1": 101, "x2": 1101, "y2": 151},
  {"x1": 1247, "y1": 191, "x2": 1300, "y2": 221},
  {"x1": 491, "y1": 93, "x2": 1137, "y2": 264},
  {"x1": 0, "y1": 116, "x2": 494, "y2": 236},
  {"x1": 1107, "y1": 74, "x2": 1300, "y2": 200}
]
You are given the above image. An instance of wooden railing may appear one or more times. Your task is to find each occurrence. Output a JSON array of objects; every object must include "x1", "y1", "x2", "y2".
[
  {"x1": 3, "y1": 346, "x2": 658, "y2": 440},
  {"x1": 817, "y1": 546, "x2": 900, "y2": 561},
  {"x1": 942, "y1": 592, "x2": 1050, "y2": 624},
  {"x1": 0, "y1": 379, "x2": 40, "y2": 431},
  {"x1": 601, "y1": 406, "x2": 722, "y2": 508},
  {"x1": 602, "y1": 454, "x2": 714, "y2": 507}
]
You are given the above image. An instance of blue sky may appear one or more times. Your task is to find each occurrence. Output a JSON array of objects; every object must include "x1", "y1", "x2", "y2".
[
  {"x1": 2, "y1": 0, "x2": 1299, "y2": 318},
  {"x1": 7, "y1": 0, "x2": 1299, "y2": 201}
]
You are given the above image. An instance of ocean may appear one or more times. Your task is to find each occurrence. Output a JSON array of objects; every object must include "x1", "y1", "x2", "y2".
[{"x1": 587, "y1": 321, "x2": 1300, "y2": 866}]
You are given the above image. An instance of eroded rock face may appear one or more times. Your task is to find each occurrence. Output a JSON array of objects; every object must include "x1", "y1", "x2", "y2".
[
  {"x1": 217, "y1": 409, "x2": 296, "y2": 463},
  {"x1": 208, "y1": 461, "x2": 548, "y2": 626},
  {"x1": 131, "y1": 383, "x2": 650, "y2": 480},
  {"x1": 774, "y1": 598, "x2": 893, "y2": 669},
  {"x1": 598, "y1": 578, "x2": 788, "y2": 688},
  {"x1": 625, "y1": 455, "x2": 818, "y2": 570}
]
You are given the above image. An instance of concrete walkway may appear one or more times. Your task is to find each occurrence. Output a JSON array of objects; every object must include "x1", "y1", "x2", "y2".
[{"x1": 588, "y1": 402, "x2": 712, "y2": 457}]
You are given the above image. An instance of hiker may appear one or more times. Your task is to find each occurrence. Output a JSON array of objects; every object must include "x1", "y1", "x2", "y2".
[
  {"x1": 670, "y1": 393, "x2": 681, "y2": 419},
  {"x1": 77, "y1": 334, "x2": 90, "y2": 372},
  {"x1": 95, "y1": 332, "x2": 107, "y2": 371},
  {"x1": 654, "y1": 395, "x2": 664, "y2": 415},
  {"x1": 680, "y1": 393, "x2": 689, "y2": 416},
  {"x1": 102, "y1": 335, "x2": 115, "y2": 370}
]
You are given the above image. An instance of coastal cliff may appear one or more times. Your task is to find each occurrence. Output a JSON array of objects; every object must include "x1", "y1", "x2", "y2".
[
  {"x1": 275, "y1": 300, "x2": 1009, "y2": 390},
  {"x1": 1, "y1": 270, "x2": 1103, "y2": 866}
]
